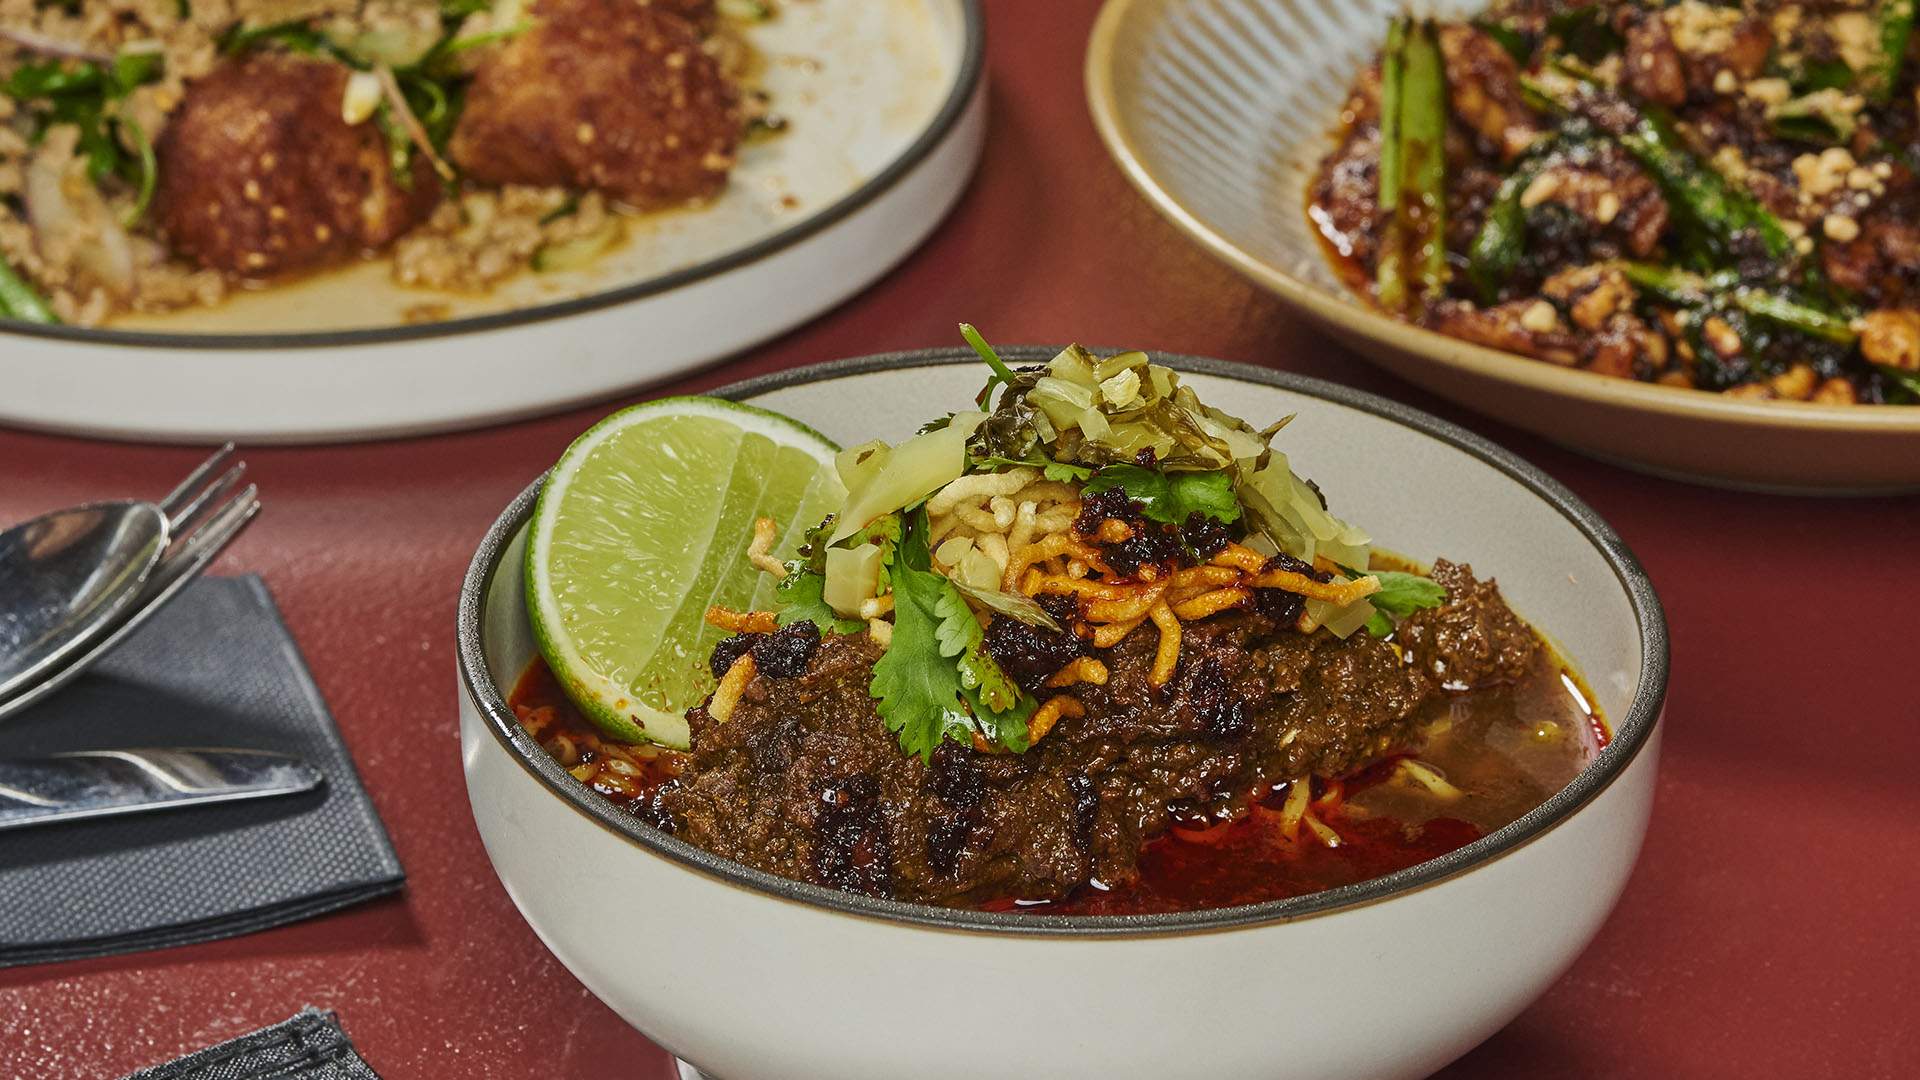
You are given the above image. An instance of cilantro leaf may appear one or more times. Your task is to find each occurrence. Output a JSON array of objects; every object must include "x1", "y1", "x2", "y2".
[
  {"x1": 1331, "y1": 565, "x2": 1447, "y2": 638},
  {"x1": 870, "y1": 512, "x2": 977, "y2": 759},
  {"x1": 1083, "y1": 464, "x2": 1241, "y2": 526},
  {"x1": 971, "y1": 453, "x2": 1095, "y2": 483},
  {"x1": 975, "y1": 449, "x2": 1098, "y2": 478},
  {"x1": 1368, "y1": 570, "x2": 1448, "y2": 618},
  {"x1": 963, "y1": 682, "x2": 1032, "y2": 753},
  {"x1": 870, "y1": 509, "x2": 1035, "y2": 760},
  {"x1": 1043, "y1": 460, "x2": 1093, "y2": 483},
  {"x1": 775, "y1": 571, "x2": 864, "y2": 635}
]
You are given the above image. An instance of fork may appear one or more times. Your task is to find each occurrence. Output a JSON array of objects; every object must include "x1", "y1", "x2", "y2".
[{"x1": 0, "y1": 446, "x2": 261, "y2": 723}]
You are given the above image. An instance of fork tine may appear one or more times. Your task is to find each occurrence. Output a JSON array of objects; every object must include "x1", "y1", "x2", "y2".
[
  {"x1": 0, "y1": 485, "x2": 261, "y2": 724},
  {"x1": 164, "y1": 483, "x2": 260, "y2": 567},
  {"x1": 156, "y1": 442, "x2": 237, "y2": 521},
  {"x1": 165, "y1": 462, "x2": 248, "y2": 539}
]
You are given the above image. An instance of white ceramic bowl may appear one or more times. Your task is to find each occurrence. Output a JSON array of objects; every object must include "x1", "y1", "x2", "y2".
[
  {"x1": 457, "y1": 351, "x2": 1668, "y2": 1080},
  {"x1": 1085, "y1": 0, "x2": 1920, "y2": 494},
  {"x1": 0, "y1": 1, "x2": 983, "y2": 444}
]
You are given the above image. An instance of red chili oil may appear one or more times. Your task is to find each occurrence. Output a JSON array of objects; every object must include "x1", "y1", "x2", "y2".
[{"x1": 509, "y1": 653, "x2": 1605, "y2": 916}]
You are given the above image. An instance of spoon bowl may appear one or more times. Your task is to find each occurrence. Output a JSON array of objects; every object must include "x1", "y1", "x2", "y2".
[{"x1": 0, "y1": 502, "x2": 169, "y2": 701}]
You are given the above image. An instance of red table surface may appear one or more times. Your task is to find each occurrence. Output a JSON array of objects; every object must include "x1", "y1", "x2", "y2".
[{"x1": 3, "y1": 2, "x2": 1917, "y2": 1076}]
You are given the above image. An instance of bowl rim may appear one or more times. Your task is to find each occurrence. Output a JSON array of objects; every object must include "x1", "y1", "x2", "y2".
[
  {"x1": 1082, "y1": 0, "x2": 1920, "y2": 436},
  {"x1": 0, "y1": 0, "x2": 985, "y2": 353},
  {"x1": 458, "y1": 348, "x2": 1669, "y2": 937}
]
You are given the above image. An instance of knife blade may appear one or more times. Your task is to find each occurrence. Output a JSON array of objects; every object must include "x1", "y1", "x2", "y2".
[{"x1": 0, "y1": 748, "x2": 324, "y2": 831}]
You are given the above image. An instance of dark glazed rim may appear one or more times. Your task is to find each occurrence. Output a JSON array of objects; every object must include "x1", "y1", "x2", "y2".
[
  {"x1": 457, "y1": 348, "x2": 1670, "y2": 937},
  {"x1": 0, "y1": 2, "x2": 985, "y2": 352}
]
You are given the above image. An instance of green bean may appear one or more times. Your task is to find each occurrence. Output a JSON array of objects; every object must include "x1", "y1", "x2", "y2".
[
  {"x1": 1467, "y1": 156, "x2": 1547, "y2": 304},
  {"x1": 1619, "y1": 263, "x2": 1857, "y2": 343},
  {"x1": 1374, "y1": 17, "x2": 1409, "y2": 311},
  {"x1": 0, "y1": 260, "x2": 60, "y2": 325},
  {"x1": 1728, "y1": 288, "x2": 1858, "y2": 343},
  {"x1": 1882, "y1": 366, "x2": 1920, "y2": 401},
  {"x1": 1623, "y1": 106, "x2": 1793, "y2": 259},
  {"x1": 1864, "y1": 0, "x2": 1915, "y2": 103},
  {"x1": 1401, "y1": 21, "x2": 1450, "y2": 297}
]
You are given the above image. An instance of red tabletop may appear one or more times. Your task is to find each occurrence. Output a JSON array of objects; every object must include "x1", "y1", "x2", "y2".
[{"x1": 4, "y1": 2, "x2": 1917, "y2": 1076}]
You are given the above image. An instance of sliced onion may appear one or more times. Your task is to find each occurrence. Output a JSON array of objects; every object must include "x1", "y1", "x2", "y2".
[{"x1": 24, "y1": 136, "x2": 135, "y2": 298}]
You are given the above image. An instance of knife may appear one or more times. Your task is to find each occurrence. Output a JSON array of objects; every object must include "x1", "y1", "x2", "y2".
[{"x1": 0, "y1": 748, "x2": 324, "y2": 831}]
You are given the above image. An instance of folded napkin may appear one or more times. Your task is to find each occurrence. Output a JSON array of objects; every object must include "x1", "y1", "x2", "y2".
[
  {"x1": 0, "y1": 575, "x2": 404, "y2": 968},
  {"x1": 124, "y1": 1008, "x2": 381, "y2": 1080}
]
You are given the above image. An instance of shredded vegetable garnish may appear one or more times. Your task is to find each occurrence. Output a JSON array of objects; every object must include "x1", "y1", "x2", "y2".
[{"x1": 743, "y1": 326, "x2": 1448, "y2": 759}]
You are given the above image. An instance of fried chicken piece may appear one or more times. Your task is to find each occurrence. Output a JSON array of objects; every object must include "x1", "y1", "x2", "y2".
[
  {"x1": 1621, "y1": 12, "x2": 1687, "y2": 107},
  {"x1": 1424, "y1": 299, "x2": 1582, "y2": 366},
  {"x1": 1437, "y1": 24, "x2": 1542, "y2": 160},
  {"x1": 449, "y1": 0, "x2": 740, "y2": 208},
  {"x1": 641, "y1": 0, "x2": 716, "y2": 29},
  {"x1": 1519, "y1": 145, "x2": 1670, "y2": 258},
  {"x1": 153, "y1": 54, "x2": 441, "y2": 277}
]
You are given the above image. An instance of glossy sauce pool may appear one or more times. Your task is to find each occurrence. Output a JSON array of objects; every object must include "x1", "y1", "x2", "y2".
[{"x1": 510, "y1": 649, "x2": 1605, "y2": 916}]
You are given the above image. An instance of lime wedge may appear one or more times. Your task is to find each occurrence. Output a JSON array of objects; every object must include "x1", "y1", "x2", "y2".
[{"x1": 526, "y1": 396, "x2": 844, "y2": 747}]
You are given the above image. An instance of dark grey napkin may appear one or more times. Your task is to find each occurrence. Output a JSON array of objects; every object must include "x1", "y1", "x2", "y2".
[
  {"x1": 0, "y1": 575, "x2": 404, "y2": 968},
  {"x1": 123, "y1": 1008, "x2": 381, "y2": 1080}
]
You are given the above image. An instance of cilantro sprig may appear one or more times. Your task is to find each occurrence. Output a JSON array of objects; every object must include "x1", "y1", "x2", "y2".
[
  {"x1": 1083, "y1": 464, "x2": 1241, "y2": 526},
  {"x1": 960, "y1": 322, "x2": 1019, "y2": 407},
  {"x1": 869, "y1": 509, "x2": 1033, "y2": 759},
  {"x1": 1356, "y1": 569, "x2": 1447, "y2": 636}
]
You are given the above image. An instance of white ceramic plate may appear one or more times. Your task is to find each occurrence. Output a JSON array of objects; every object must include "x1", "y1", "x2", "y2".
[
  {"x1": 1085, "y1": 0, "x2": 1920, "y2": 494},
  {"x1": 457, "y1": 350, "x2": 1668, "y2": 1080},
  {"x1": 0, "y1": 1, "x2": 984, "y2": 444}
]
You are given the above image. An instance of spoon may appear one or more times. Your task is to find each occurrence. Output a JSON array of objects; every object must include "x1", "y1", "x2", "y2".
[{"x1": 0, "y1": 445, "x2": 237, "y2": 702}]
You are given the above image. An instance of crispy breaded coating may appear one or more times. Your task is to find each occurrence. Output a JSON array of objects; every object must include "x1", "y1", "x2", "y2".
[
  {"x1": 448, "y1": 0, "x2": 740, "y2": 208},
  {"x1": 640, "y1": 0, "x2": 716, "y2": 30},
  {"x1": 152, "y1": 54, "x2": 441, "y2": 277}
]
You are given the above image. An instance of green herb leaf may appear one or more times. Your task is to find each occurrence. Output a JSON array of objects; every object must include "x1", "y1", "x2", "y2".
[
  {"x1": 970, "y1": 453, "x2": 1094, "y2": 482},
  {"x1": 963, "y1": 680, "x2": 1032, "y2": 754},
  {"x1": 1083, "y1": 464, "x2": 1241, "y2": 526},
  {"x1": 870, "y1": 511, "x2": 978, "y2": 759},
  {"x1": 870, "y1": 509, "x2": 1033, "y2": 759},
  {"x1": 1368, "y1": 570, "x2": 1447, "y2": 618},
  {"x1": 865, "y1": 512, "x2": 902, "y2": 595},
  {"x1": 774, "y1": 571, "x2": 864, "y2": 635}
]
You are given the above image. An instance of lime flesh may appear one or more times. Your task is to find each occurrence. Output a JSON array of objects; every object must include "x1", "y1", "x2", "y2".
[{"x1": 526, "y1": 396, "x2": 844, "y2": 747}]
